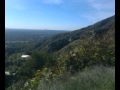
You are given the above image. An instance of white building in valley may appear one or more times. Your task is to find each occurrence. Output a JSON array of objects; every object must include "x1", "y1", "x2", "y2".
[
  {"x1": 21, "y1": 55, "x2": 30, "y2": 59},
  {"x1": 5, "y1": 71, "x2": 10, "y2": 75}
]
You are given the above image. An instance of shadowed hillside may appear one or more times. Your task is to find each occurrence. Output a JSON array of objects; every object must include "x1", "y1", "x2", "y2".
[{"x1": 37, "y1": 15, "x2": 115, "y2": 53}]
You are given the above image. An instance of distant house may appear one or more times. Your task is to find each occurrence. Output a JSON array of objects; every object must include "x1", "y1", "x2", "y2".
[
  {"x1": 21, "y1": 55, "x2": 30, "y2": 59},
  {"x1": 5, "y1": 71, "x2": 17, "y2": 76},
  {"x1": 5, "y1": 71, "x2": 10, "y2": 75}
]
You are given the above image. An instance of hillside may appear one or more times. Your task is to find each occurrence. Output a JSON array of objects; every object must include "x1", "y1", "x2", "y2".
[
  {"x1": 55, "y1": 15, "x2": 115, "y2": 72},
  {"x1": 37, "y1": 15, "x2": 115, "y2": 53},
  {"x1": 5, "y1": 15, "x2": 115, "y2": 90}
]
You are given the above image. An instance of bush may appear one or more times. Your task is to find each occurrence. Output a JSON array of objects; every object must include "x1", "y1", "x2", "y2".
[{"x1": 37, "y1": 66, "x2": 115, "y2": 90}]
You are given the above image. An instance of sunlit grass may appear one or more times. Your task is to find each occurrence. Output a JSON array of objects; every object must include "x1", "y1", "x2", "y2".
[{"x1": 37, "y1": 66, "x2": 115, "y2": 90}]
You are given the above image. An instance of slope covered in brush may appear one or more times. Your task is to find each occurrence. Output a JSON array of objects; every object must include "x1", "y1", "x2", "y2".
[
  {"x1": 55, "y1": 15, "x2": 115, "y2": 72},
  {"x1": 37, "y1": 15, "x2": 115, "y2": 53},
  {"x1": 5, "y1": 15, "x2": 115, "y2": 90}
]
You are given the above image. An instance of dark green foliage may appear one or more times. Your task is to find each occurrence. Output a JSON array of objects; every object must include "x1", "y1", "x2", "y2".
[
  {"x1": 16, "y1": 52, "x2": 56, "y2": 81},
  {"x1": 5, "y1": 75, "x2": 14, "y2": 88},
  {"x1": 48, "y1": 39, "x2": 70, "y2": 52},
  {"x1": 59, "y1": 36, "x2": 115, "y2": 72}
]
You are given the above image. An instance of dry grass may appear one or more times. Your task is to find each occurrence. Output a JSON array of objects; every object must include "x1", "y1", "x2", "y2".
[{"x1": 37, "y1": 66, "x2": 115, "y2": 90}]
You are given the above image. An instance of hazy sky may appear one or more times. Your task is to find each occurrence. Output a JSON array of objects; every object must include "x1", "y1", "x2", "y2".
[{"x1": 5, "y1": 0, "x2": 115, "y2": 30}]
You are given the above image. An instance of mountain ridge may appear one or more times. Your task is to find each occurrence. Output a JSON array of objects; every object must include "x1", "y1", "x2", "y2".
[{"x1": 36, "y1": 15, "x2": 115, "y2": 53}]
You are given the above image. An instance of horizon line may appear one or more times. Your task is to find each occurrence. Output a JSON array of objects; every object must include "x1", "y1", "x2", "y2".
[{"x1": 5, "y1": 28, "x2": 73, "y2": 31}]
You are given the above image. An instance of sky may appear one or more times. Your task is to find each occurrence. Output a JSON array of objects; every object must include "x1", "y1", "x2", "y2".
[{"x1": 5, "y1": 0, "x2": 115, "y2": 30}]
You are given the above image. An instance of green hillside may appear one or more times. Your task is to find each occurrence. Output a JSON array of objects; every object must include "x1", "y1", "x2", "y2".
[
  {"x1": 36, "y1": 15, "x2": 114, "y2": 53},
  {"x1": 5, "y1": 15, "x2": 115, "y2": 90}
]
